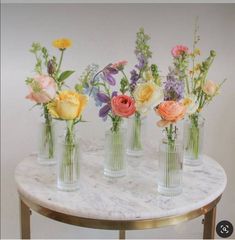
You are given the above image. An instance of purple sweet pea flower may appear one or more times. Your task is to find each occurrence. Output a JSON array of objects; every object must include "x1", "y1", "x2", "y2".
[
  {"x1": 99, "y1": 104, "x2": 111, "y2": 118},
  {"x1": 97, "y1": 91, "x2": 118, "y2": 120},
  {"x1": 96, "y1": 92, "x2": 110, "y2": 103},
  {"x1": 102, "y1": 64, "x2": 118, "y2": 86}
]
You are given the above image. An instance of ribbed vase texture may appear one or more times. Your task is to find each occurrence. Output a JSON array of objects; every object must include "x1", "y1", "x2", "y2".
[
  {"x1": 158, "y1": 139, "x2": 183, "y2": 196},
  {"x1": 37, "y1": 121, "x2": 56, "y2": 165},
  {"x1": 104, "y1": 128, "x2": 126, "y2": 177},
  {"x1": 184, "y1": 115, "x2": 204, "y2": 166}
]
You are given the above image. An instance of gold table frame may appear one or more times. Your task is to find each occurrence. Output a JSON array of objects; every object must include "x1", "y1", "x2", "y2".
[{"x1": 19, "y1": 193, "x2": 221, "y2": 239}]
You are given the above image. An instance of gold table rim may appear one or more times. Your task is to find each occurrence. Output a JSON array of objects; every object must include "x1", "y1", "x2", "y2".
[{"x1": 19, "y1": 193, "x2": 222, "y2": 230}]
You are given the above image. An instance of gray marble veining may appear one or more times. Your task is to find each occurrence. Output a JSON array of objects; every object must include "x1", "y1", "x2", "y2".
[{"x1": 15, "y1": 142, "x2": 227, "y2": 221}]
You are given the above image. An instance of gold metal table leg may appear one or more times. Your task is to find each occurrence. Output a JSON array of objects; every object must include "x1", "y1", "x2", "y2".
[
  {"x1": 20, "y1": 199, "x2": 31, "y2": 239},
  {"x1": 203, "y1": 206, "x2": 216, "y2": 239},
  {"x1": 119, "y1": 230, "x2": 125, "y2": 240}
]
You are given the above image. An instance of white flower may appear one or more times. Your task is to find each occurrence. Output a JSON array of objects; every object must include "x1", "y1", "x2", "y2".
[
  {"x1": 182, "y1": 94, "x2": 199, "y2": 115},
  {"x1": 133, "y1": 82, "x2": 163, "y2": 115}
]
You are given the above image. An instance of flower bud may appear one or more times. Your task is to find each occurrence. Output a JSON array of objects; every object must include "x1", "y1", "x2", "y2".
[
  {"x1": 210, "y1": 50, "x2": 216, "y2": 57},
  {"x1": 47, "y1": 60, "x2": 56, "y2": 75}
]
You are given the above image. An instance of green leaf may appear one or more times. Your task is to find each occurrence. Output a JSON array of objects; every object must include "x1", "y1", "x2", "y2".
[
  {"x1": 25, "y1": 77, "x2": 34, "y2": 84},
  {"x1": 58, "y1": 70, "x2": 75, "y2": 82}
]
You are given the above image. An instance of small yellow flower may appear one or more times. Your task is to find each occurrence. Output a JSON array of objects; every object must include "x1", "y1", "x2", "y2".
[
  {"x1": 194, "y1": 48, "x2": 201, "y2": 56},
  {"x1": 47, "y1": 90, "x2": 88, "y2": 120},
  {"x1": 182, "y1": 98, "x2": 192, "y2": 107},
  {"x1": 189, "y1": 63, "x2": 201, "y2": 76},
  {"x1": 52, "y1": 38, "x2": 72, "y2": 50},
  {"x1": 182, "y1": 94, "x2": 199, "y2": 114}
]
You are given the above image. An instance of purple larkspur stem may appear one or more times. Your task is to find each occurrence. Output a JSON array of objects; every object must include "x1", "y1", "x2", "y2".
[
  {"x1": 96, "y1": 92, "x2": 110, "y2": 103},
  {"x1": 135, "y1": 54, "x2": 146, "y2": 70},
  {"x1": 99, "y1": 104, "x2": 111, "y2": 118},
  {"x1": 130, "y1": 69, "x2": 139, "y2": 83}
]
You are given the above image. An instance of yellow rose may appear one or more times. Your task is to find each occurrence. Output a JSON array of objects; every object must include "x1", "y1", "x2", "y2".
[
  {"x1": 47, "y1": 90, "x2": 88, "y2": 120},
  {"x1": 133, "y1": 82, "x2": 163, "y2": 115},
  {"x1": 52, "y1": 38, "x2": 72, "y2": 49}
]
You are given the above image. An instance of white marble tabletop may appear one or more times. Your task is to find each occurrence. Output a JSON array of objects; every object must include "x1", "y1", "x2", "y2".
[{"x1": 15, "y1": 142, "x2": 227, "y2": 221}]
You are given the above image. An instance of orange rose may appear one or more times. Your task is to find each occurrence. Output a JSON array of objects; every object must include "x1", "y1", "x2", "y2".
[
  {"x1": 156, "y1": 101, "x2": 186, "y2": 127},
  {"x1": 111, "y1": 95, "x2": 136, "y2": 117}
]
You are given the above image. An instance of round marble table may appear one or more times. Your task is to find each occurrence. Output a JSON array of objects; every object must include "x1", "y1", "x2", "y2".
[{"x1": 15, "y1": 146, "x2": 227, "y2": 239}]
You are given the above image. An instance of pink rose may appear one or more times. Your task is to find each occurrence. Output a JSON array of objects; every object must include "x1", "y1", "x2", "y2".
[
  {"x1": 112, "y1": 60, "x2": 128, "y2": 71},
  {"x1": 111, "y1": 95, "x2": 136, "y2": 117},
  {"x1": 26, "y1": 74, "x2": 56, "y2": 103},
  {"x1": 171, "y1": 45, "x2": 189, "y2": 57},
  {"x1": 202, "y1": 80, "x2": 218, "y2": 96}
]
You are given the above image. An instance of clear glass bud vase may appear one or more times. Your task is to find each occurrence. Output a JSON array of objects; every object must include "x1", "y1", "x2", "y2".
[
  {"x1": 57, "y1": 122, "x2": 80, "y2": 191},
  {"x1": 104, "y1": 127, "x2": 126, "y2": 177},
  {"x1": 37, "y1": 120, "x2": 55, "y2": 165},
  {"x1": 126, "y1": 113, "x2": 146, "y2": 157},
  {"x1": 183, "y1": 115, "x2": 204, "y2": 166},
  {"x1": 158, "y1": 139, "x2": 183, "y2": 196}
]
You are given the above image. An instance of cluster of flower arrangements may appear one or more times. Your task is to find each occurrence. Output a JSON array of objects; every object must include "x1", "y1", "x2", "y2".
[
  {"x1": 155, "y1": 25, "x2": 225, "y2": 142},
  {"x1": 26, "y1": 27, "x2": 225, "y2": 143}
]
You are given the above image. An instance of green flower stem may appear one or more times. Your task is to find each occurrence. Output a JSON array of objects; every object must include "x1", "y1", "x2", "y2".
[
  {"x1": 111, "y1": 116, "x2": 121, "y2": 132},
  {"x1": 60, "y1": 120, "x2": 76, "y2": 183},
  {"x1": 121, "y1": 70, "x2": 129, "y2": 82},
  {"x1": 43, "y1": 105, "x2": 54, "y2": 159},
  {"x1": 110, "y1": 129, "x2": 124, "y2": 171},
  {"x1": 56, "y1": 49, "x2": 64, "y2": 78},
  {"x1": 130, "y1": 113, "x2": 142, "y2": 151},
  {"x1": 185, "y1": 77, "x2": 190, "y2": 95},
  {"x1": 165, "y1": 124, "x2": 176, "y2": 188},
  {"x1": 187, "y1": 114, "x2": 200, "y2": 159}
]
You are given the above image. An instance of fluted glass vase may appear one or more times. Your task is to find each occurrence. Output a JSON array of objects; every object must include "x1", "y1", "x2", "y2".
[
  {"x1": 126, "y1": 113, "x2": 146, "y2": 157},
  {"x1": 37, "y1": 117, "x2": 55, "y2": 165},
  {"x1": 57, "y1": 121, "x2": 80, "y2": 191},
  {"x1": 104, "y1": 127, "x2": 126, "y2": 177},
  {"x1": 184, "y1": 114, "x2": 204, "y2": 166},
  {"x1": 157, "y1": 124, "x2": 183, "y2": 196}
]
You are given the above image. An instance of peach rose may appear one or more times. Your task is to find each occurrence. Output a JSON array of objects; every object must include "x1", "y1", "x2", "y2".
[
  {"x1": 202, "y1": 80, "x2": 218, "y2": 96},
  {"x1": 26, "y1": 74, "x2": 56, "y2": 103},
  {"x1": 156, "y1": 101, "x2": 186, "y2": 127},
  {"x1": 111, "y1": 95, "x2": 136, "y2": 117}
]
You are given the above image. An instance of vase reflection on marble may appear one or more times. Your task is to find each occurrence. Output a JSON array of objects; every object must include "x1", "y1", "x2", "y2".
[
  {"x1": 57, "y1": 135, "x2": 80, "y2": 191},
  {"x1": 37, "y1": 120, "x2": 56, "y2": 165},
  {"x1": 104, "y1": 128, "x2": 126, "y2": 177},
  {"x1": 184, "y1": 114, "x2": 204, "y2": 166},
  {"x1": 126, "y1": 113, "x2": 146, "y2": 157},
  {"x1": 158, "y1": 139, "x2": 183, "y2": 196}
]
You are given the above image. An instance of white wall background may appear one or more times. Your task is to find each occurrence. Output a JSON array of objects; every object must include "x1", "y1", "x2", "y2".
[{"x1": 1, "y1": 3, "x2": 235, "y2": 239}]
